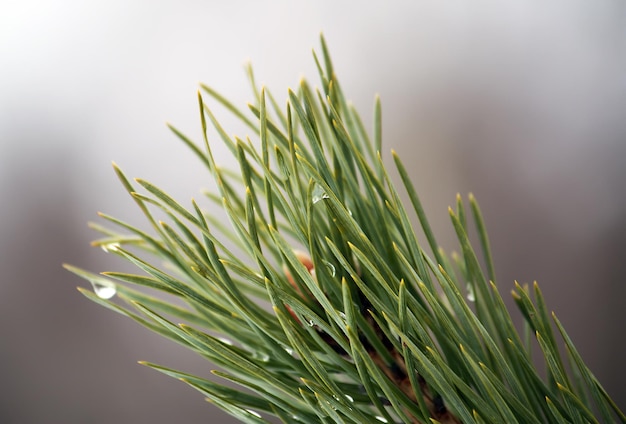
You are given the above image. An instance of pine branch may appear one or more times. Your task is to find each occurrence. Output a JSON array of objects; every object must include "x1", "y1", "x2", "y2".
[{"x1": 65, "y1": 35, "x2": 625, "y2": 424}]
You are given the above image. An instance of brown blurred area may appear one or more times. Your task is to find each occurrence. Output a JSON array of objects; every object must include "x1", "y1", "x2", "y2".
[{"x1": 1, "y1": 1, "x2": 624, "y2": 422}]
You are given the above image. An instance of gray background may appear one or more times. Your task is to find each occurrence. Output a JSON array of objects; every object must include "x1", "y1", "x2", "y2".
[{"x1": 1, "y1": 1, "x2": 624, "y2": 422}]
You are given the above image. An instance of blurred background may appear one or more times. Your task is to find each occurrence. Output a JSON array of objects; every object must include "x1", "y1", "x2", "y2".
[{"x1": 1, "y1": 1, "x2": 624, "y2": 422}]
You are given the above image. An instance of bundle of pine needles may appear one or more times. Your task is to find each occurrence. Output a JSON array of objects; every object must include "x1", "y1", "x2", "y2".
[{"x1": 65, "y1": 36, "x2": 625, "y2": 423}]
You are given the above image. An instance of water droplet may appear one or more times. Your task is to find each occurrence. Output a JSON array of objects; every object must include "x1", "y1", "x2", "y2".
[
  {"x1": 284, "y1": 346, "x2": 294, "y2": 355},
  {"x1": 245, "y1": 409, "x2": 262, "y2": 418},
  {"x1": 217, "y1": 337, "x2": 234, "y2": 346},
  {"x1": 100, "y1": 242, "x2": 120, "y2": 253},
  {"x1": 466, "y1": 283, "x2": 476, "y2": 302},
  {"x1": 92, "y1": 280, "x2": 116, "y2": 299},
  {"x1": 345, "y1": 394, "x2": 354, "y2": 402},
  {"x1": 375, "y1": 416, "x2": 388, "y2": 423},
  {"x1": 252, "y1": 351, "x2": 270, "y2": 362},
  {"x1": 312, "y1": 184, "x2": 330, "y2": 204},
  {"x1": 328, "y1": 399, "x2": 338, "y2": 410},
  {"x1": 307, "y1": 319, "x2": 315, "y2": 327},
  {"x1": 323, "y1": 261, "x2": 336, "y2": 277}
]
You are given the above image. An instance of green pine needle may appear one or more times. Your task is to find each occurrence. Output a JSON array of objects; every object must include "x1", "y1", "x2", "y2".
[{"x1": 66, "y1": 35, "x2": 624, "y2": 424}]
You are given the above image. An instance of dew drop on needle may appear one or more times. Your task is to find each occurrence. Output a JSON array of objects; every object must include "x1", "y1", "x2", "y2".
[
  {"x1": 466, "y1": 283, "x2": 476, "y2": 302},
  {"x1": 92, "y1": 280, "x2": 116, "y2": 300},
  {"x1": 312, "y1": 184, "x2": 330, "y2": 204},
  {"x1": 323, "y1": 261, "x2": 336, "y2": 277}
]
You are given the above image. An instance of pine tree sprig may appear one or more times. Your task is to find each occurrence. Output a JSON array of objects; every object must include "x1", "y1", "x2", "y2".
[{"x1": 66, "y1": 35, "x2": 624, "y2": 423}]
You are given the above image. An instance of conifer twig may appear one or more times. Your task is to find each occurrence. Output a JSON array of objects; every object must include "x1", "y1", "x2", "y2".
[{"x1": 65, "y1": 35, "x2": 625, "y2": 424}]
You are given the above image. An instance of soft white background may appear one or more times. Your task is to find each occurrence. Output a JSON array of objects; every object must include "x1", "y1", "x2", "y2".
[{"x1": 1, "y1": 1, "x2": 624, "y2": 422}]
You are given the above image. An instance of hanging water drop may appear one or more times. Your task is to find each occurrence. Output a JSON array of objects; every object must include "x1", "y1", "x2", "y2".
[
  {"x1": 375, "y1": 416, "x2": 389, "y2": 423},
  {"x1": 245, "y1": 409, "x2": 262, "y2": 418},
  {"x1": 217, "y1": 337, "x2": 234, "y2": 346},
  {"x1": 100, "y1": 242, "x2": 120, "y2": 253},
  {"x1": 252, "y1": 351, "x2": 270, "y2": 362},
  {"x1": 323, "y1": 261, "x2": 336, "y2": 277},
  {"x1": 312, "y1": 184, "x2": 330, "y2": 204},
  {"x1": 307, "y1": 319, "x2": 315, "y2": 327},
  {"x1": 92, "y1": 280, "x2": 116, "y2": 300},
  {"x1": 466, "y1": 283, "x2": 476, "y2": 302}
]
